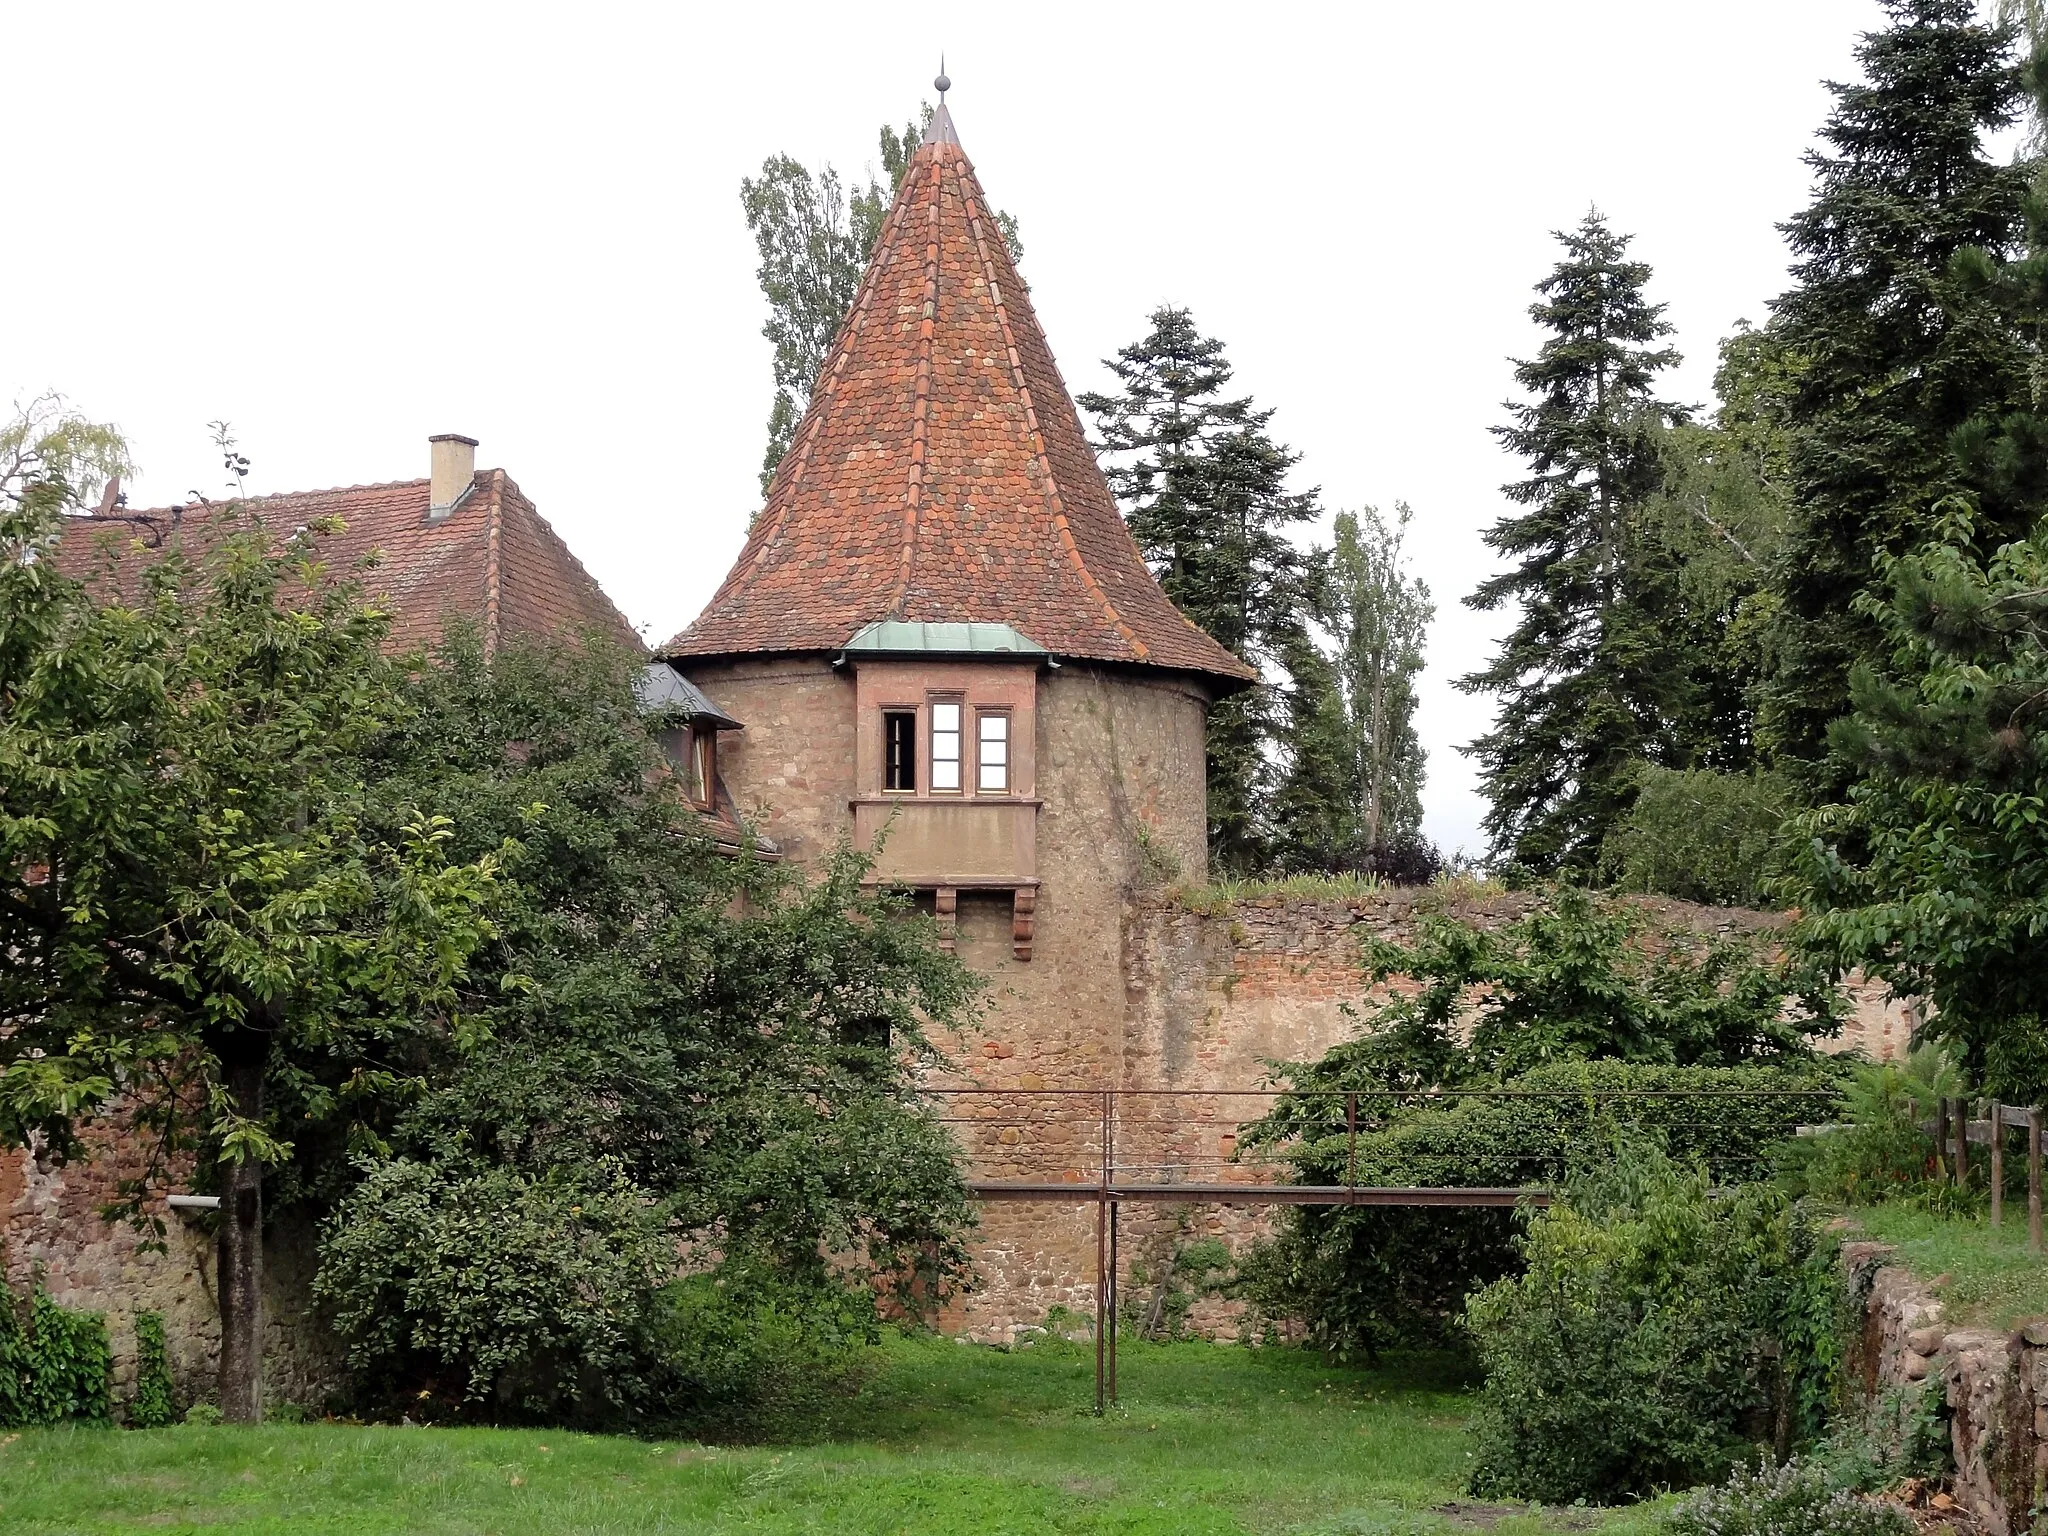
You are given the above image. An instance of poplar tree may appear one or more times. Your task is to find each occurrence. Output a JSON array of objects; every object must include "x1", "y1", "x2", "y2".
[
  {"x1": 1080, "y1": 307, "x2": 1320, "y2": 872},
  {"x1": 1460, "y1": 213, "x2": 1684, "y2": 875},
  {"x1": 1760, "y1": 0, "x2": 2032, "y2": 784}
]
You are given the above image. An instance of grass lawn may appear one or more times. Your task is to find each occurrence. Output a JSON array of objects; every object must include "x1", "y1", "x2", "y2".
[
  {"x1": 1840, "y1": 1205, "x2": 2048, "y2": 1331},
  {"x1": 0, "y1": 1335, "x2": 1642, "y2": 1536}
]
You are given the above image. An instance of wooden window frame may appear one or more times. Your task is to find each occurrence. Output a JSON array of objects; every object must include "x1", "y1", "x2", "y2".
[
  {"x1": 927, "y1": 694, "x2": 964, "y2": 795},
  {"x1": 689, "y1": 725, "x2": 717, "y2": 810},
  {"x1": 883, "y1": 708, "x2": 918, "y2": 793},
  {"x1": 974, "y1": 708, "x2": 1011, "y2": 795}
]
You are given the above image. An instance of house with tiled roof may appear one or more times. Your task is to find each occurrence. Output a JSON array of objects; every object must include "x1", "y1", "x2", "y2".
[{"x1": 54, "y1": 435, "x2": 640, "y2": 658}]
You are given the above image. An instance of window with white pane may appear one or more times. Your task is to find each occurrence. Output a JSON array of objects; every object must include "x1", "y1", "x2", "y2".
[
  {"x1": 977, "y1": 711, "x2": 1009, "y2": 792},
  {"x1": 930, "y1": 700, "x2": 962, "y2": 791}
]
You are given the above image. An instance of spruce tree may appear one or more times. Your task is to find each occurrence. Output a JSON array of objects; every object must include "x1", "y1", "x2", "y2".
[
  {"x1": 1460, "y1": 212, "x2": 1684, "y2": 875},
  {"x1": 1760, "y1": 0, "x2": 2031, "y2": 783},
  {"x1": 1080, "y1": 307, "x2": 1320, "y2": 872}
]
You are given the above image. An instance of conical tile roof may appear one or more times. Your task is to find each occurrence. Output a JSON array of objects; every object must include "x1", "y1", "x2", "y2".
[{"x1": 663, "y1": 105, "x2": 1252, "y2": 686}]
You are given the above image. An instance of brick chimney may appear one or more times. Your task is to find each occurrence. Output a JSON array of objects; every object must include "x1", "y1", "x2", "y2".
[{"x1": 428, "y1": 434, "x2": 479, "y2": 521}]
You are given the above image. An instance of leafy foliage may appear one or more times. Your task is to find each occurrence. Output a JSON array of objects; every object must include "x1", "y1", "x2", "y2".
[
  {"x1": 315, "y1": 1159, "x2": 675, "y2": 1417},
  {"x1": 1464, "y1": 1150, "x2": 1842, "y2": 1504},
  {"x1": 1787, "y1": 513, "x2": 2048, "y2": 1101},
  {"x1": 1602, "y1": 765, "x2": 1794, "y2": 907},
  {"x1": 1661, "y1": 1460, "x2": 1913, "y2": 1536},
  {"x1": 1778, "y1": 1046, "x2": 1960, "y2": 1205},
  {"x1": 308, "y1": 630, "x2": 980, "y2": 1423},
  {"x1": 128, "y1": 1311, "x2": 174, "y2": 1430},
  {"x1": 1272, "y1": 505, "x2": 1434, "y2": 876},
  {"x1": 1239, "y1": 889, "x2": 1842, "y2": 1358},
  {"x1": 0, "y1": 480, "x2": 507, "y2": 1418},
  {"x1": 0, "y1": 1287, "x2": 111, "y2": 1428}
]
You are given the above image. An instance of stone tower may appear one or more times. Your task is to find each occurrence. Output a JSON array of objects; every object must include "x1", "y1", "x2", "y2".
[{"x1": 658, "y1": 89, "x2": 1251, "y2": 1330}]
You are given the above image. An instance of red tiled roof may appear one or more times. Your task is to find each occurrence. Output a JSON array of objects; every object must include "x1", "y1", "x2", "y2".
[
  {"x1": 662, "y1": 109, "x2": 1252, "y2": 687},
  {"x1": 53, "y1": 470, "x2": 641, "y2": 657}
]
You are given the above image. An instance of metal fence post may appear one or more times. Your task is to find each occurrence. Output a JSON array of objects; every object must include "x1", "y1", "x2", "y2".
[
  {"x1": 1346, "y1": 1092, "x2": 1357, "y2": 1194},
  {"x1": 1095, "y1": 1089, "x2": 1108, "y2": 1417}
]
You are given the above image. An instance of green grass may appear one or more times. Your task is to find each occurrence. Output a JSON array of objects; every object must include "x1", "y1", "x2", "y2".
[
  {"x1": 1169, "y1": 873, "x2": 1385, "y2": 912},
  {"x1": 1840, "y1": 1205, "x2": 2048, "y2": 1331},
  {"x1": 0, "y1": 1336, "x2": 1646, "y2": 1535}
]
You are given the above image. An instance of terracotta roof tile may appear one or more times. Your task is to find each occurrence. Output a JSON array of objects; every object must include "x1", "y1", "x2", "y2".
[
  {"x1": 662, "y1": 119, "x2": 1252, "y2": 687},
  {"x1": 53, "y1": 472, "x2": 641, "y2": 657}
]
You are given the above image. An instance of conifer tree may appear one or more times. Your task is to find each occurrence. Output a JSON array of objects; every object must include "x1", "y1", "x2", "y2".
[
  {"x1": 1080, "y1": 307, "x2": 1320, "y2": 872},
  {"x1": 1460, "y1": 212, "x2": 1684, "y2": 875},
  {"x1": 1760, "y1": 0, "x2": 2031, "y2": 783}
]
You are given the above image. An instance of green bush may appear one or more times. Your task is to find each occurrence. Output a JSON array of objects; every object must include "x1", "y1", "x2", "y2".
[
  {"x1": 637, "y1": 1258, "x2": 882, "y2": 1441},
  {"x1": 1662, "y1": 1461, "x2": 1911, "y2": 1536},
  {"x1": 314, "y1": 1159, "x2": 673, "y2": 1418},
  {"x1": 1241, "y1": 1060, "x2": 1841, "y2": 1358},
  {"x1": 1603, "y1": 765, "x2": 1794, "y2": 908},
  {"x1": 1778, "y1": 1046, "x2": 1957, "y2": 1206},
  {"x1": 0, "y1": 1290, "x2": 111, "y2": 1427},
  {"x1": 1463, "y1": 1148, "x2": 1840, "y2": 1504},
  {"x1": 128, "y1": 1312, "x2": 175, "y2": 1429}
]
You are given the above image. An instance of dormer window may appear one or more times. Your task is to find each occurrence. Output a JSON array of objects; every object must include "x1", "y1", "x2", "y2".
[
  {"x1": 930, "y1": 701, "x2": 962, "y2": 791},
  {"x1": 688, "y1": 726, "x2": 716, "y2": 809},
  {"x1": 884, "y1": 711, "x2": 917, "y2": 792}
]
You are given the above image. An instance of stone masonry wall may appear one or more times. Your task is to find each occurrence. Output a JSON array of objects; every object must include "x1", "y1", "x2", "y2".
[{"x1": 1841, "y1": 1240, "x2": 2048, "y2": 1536}]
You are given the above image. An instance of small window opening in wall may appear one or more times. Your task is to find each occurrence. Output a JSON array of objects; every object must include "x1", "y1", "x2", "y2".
[
  {"x1": 977, "y1": 711, "x2": 1009, "y2": 792},
  {"x1": 689, "y1": 726, "x2": 716, "y2": 808},
  {"x1": 885, "y1": 711, "x2": 917, "y2": 792},
  {"x1": 931, "y1": 701, "x2": 962, "y2": 791}
]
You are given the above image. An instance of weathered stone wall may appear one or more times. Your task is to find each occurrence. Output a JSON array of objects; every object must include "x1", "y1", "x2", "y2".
[
  {"x1": 1, "y1": 1122, "x2": 337, "y2": 1416},
  {"x1": 1841, "y1": 1240, "x2": 2048, "y2": 1536}
]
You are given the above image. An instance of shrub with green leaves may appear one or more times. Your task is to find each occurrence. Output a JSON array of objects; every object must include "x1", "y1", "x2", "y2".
[
  {"x1": 1463, "y1": 1149, "x2": 1841, "y2": 1504},
  {"x1": 0, "y1": 1288, "x2": 111, "y2": 1427},
  {"x1": 637, "y1": 1259, "x2": 883, "y2": 1441},
  {"x1": 1662, "y1": 1461, "x2": 1911, "y2": 1536},
  {"x1": 315, "y1": 1159, "x2": 674, "y2": 1418},
  {"x1": 128, "y1": 1312, "x2": 175, "y2": 1429},
  {"x1": 1778, "y1": 1045, "x2": 1958, "y2": 1206}
]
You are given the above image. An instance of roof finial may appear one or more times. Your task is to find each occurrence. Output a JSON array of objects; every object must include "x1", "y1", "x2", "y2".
[{"x1": 935, "y1": 56, "x2": 950, "y2": 100}]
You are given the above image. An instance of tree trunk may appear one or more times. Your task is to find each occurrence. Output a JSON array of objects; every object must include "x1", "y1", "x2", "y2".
[{"x1": 216, "y1": 1043, "x2": 267, "y2": 1423}]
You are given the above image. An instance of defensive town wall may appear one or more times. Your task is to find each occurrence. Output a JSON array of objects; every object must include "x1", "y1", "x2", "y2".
[
  {"x1": 934, "y1": 885, "x2": 1913, "y2": 1340},
  {"x1": 0, "y1": 881, "x2": 1915, "y2": 1398}
]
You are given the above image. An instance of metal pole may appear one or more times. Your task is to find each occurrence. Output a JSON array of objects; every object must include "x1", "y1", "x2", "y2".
[
  {"x1": 1346, "y1": 1092, "x2": 1358, "y2": 1195},
  {"x1": 1094, "y1": 1088, "x2": 1109, "y2": 1417},
  {"x1": 1108, "y1": 1200, "x2": 1119, "y2": 1405},
  {"x1": 1991, "y1": 1101, "x2": 2004, "y2": 1228},
  {"x1": 2030, "y1": 1107, "x2": 2043, "y2": 1257}
]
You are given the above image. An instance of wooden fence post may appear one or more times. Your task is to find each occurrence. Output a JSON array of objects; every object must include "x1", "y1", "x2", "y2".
[
  {"x1": 1936, "y1": 1098, "x2": 1951, "y2": 1183},
  {"x1": 1991, "y1": 1100, "x2": 2004, "y2": 1228},
  {"x1": 2030, "y1": 1107, "x2": 2043, "y2": 1257},
  {"x1": 1954, "y1": 1097, "x2": 1969, "y2": 1187}
]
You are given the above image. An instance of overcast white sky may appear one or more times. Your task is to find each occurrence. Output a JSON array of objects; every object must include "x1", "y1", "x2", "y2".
[{"x1": 8, "y1": 1, "x2": 1901, "y2": 857}]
